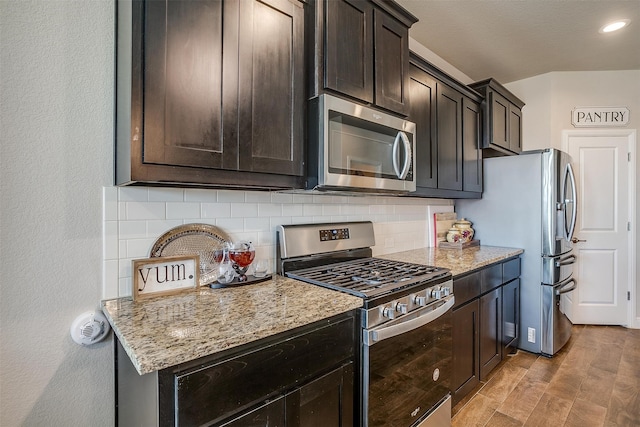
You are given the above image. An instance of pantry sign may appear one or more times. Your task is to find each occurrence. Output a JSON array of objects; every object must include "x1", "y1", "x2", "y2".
[{"x1": 572, "y1": 106, "x2": 630, "y2": 127}]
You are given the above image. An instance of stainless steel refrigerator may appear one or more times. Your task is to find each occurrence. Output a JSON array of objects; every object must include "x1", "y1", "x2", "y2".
[{"x1": 457, "y1": 149, "x2": 578, "y2": 356}]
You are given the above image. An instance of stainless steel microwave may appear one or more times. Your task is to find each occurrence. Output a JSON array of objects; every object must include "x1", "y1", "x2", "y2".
[{"x1": 308, "y1": 94, "x2": 416, "y2": 193}]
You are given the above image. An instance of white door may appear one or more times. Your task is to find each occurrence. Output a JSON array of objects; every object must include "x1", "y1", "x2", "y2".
[{"x1": 563, "y1": 129, "x2": 635, "y2": 325}]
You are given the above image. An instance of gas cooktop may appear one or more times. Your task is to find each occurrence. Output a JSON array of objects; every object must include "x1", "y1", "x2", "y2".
[{"x1": 285, "y1": 257, "x2": 450, "y2": 298}]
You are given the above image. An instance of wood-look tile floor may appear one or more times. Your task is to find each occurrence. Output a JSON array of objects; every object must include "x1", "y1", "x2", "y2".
[{"x1": 452, "y1": 325, "x2": 640, "y2": 427}]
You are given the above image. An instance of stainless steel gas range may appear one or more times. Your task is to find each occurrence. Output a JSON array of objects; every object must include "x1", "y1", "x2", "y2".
[{"x1": 277, "y1": 221, "x2": 454, "y2": 427}]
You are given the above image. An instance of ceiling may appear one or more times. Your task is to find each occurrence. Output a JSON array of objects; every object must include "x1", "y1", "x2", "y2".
[{"x1": 395, "y1": 0, "x2": 640, "y2": 83}]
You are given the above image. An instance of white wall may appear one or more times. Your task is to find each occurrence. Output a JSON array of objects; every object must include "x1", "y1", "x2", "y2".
[
  {"x1": 506, "y1": 70, "x2": 640, "y2": 324},
  {"x1": 0, "y1": 1, "x2": 115, "y2": 425}
]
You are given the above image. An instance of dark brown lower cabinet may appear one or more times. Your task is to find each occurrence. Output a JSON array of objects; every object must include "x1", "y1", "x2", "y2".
[
  {"x1": 479, "y1": 287, "x2": 502, "y2": 380},
  {"x1": 222, "y1": 363, "x2": 353, "y2": 427},
  {"x1": 117, "y1": 312, "x2": 356, "y2": 426},
  {"x1": 451, "y1": 256, "x2": 521, "y2": 405},
  {"x1": 502, "y1": 278, "x2": 520, "y2": 353},
  {"x1": 452, "y1": 299, "x2": 480, "y2": 405}
]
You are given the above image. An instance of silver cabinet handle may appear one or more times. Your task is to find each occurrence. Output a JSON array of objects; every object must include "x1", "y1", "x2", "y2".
[
  {"x1": 571, "y1": 237, "x2": 586, "y2": 243},
  {"x1": 392, "y1": 131, "x2": 412, "y2": 180}
]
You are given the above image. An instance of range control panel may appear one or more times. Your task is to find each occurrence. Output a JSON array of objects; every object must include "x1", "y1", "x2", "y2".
[{"x1": 319, "y1": 227, "x2": 350, "y2": 241}]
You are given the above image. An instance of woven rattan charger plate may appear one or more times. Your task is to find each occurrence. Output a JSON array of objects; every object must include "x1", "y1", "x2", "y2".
[{"x1": 150, "y1": 223, "x2": 231, "y2": 286}]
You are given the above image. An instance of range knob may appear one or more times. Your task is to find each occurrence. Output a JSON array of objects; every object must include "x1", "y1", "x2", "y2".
[
  {"x1": 396, "y1": 303, "x2": 408, "y2": 314},
  {"x1": 382, "y1": 306, "x2": 396, "y2": 319},
  {"x1": 430, "y1": 287, "x2": 443, "y2": 299},
  {"x1": 441, "y1": 286, "x2": 451, "y2": 297},
  {"x1": 413, "y1": 295, "x2": 427, "y2": 306}
]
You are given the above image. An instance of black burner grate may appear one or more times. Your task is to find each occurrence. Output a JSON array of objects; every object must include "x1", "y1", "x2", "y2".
[{"x1": 286, "y1": 258, "x2": 449, "y2": 298}]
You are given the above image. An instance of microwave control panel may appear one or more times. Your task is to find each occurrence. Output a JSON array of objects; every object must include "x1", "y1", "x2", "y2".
[{"x1": 319, "y1": 228, "x2": 350, "y2": 241}]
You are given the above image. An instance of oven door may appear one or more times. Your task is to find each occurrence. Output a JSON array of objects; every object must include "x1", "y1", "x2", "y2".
[{"x1": 362, "y1": 296, "x2": 454, "y2": 427}]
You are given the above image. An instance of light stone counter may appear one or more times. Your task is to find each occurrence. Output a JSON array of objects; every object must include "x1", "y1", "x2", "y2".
[
  {"x1": 103, "y1": 245, "x2": 520, "y2": 376},
  {"x1": 102, "y1": 275, "x2": 363, "y2": 375},
  {"x1": 379, "y1": 245, "x2": 523, "y2": 277}
]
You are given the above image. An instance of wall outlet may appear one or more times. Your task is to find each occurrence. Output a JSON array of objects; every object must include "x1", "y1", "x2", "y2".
[{"x1": 527, "y1": 327, "x2": 536, "y2": 343}]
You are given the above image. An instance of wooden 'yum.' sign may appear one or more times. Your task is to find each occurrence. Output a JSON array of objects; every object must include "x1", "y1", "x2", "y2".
[{"x1": 132, "y1": 255, "x2": 200, "y2": 300}]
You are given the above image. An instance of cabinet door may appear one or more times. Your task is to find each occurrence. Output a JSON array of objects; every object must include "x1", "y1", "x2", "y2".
[
  {"x1": 287, "y1": 362, "x2": 354, "y2": 427},
  {"x1": 408, "y1": 64, "x2": 437, "y2": 189},
  {"x1": 144, "y1": 0, "x2": 229, "y2": 169},
  {"x1": 508, "y1": 104, "x2": 523, "y2": 153},
  {"x1": 488, "y1": 91, "x2": 510, "y2": 151},
  {"x1": 437, "y1": 84, "x2": 463, "y2": 191},
  {"x1": 452, "y1": 299, "x2": 480, "y2": 406},
  {"x1": 479, "y1": 287, "x2": 502, "y2": 380},
  {"x1": 237, "y1": 0, "x2": 305, "y2": 176},
  {"x1": 502, "y1": 278, "x2": 520, "y2": 352},
  {"x1": 373, "y1": 9, "x2": 410, "y2": 115},
  {"x1": 220, "y1": 397, "x2": 286, "y2": 426},
  {"x1": 324, "y1": 0, "x2": 374, "y2": 104},
  {"x1": 462, "y1": 97, "x2": 482, "y2": 193}
]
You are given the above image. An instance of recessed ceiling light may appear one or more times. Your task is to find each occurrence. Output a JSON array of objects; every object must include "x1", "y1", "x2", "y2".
[{"x1": 599, "y1": 19, "x2": 630, "y2": 34}]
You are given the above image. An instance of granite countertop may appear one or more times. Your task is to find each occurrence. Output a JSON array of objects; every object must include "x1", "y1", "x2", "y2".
[
  {"x1": 379, "y1": 245, "x2": 523, "y2": 277},
  {"x1": 102, "y1": 275, "x2": 363, "y2": 375},
  {"x1": 104, "y1": 245, "x2": 522, "y2": 376}
]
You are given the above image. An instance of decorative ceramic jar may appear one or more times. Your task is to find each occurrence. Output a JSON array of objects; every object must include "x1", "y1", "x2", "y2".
[
  {"x1": 446, "y1": 227, "x2": 463, "y2": 243},
  {"x1": 453, "y1": 218, "x2": 474, "y2": 242}
]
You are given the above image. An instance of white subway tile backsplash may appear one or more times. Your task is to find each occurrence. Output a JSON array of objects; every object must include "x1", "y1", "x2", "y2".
[
  {"x1": 245, "y1": 191, "x2": 272, "y2": 203},
  {"x1": 102, "y1": 186, "x2": 446, "y2": 298},
  {"x1": 184, "y1": 188, "x2": 218, "y2": 202},
  {"x1": 322, "y1": 204, "x2": 341, "y2": 216},
  {"x1": 126, "y1": 238, "x2": 156, "y2": 259},
  {"x1": 231, "y1": 203, "x2": 258, "y2": 217},
  {"x1": 216, "y1": 217, "x2": 245, "y2": 233},
  {"x1": 104, "y1": 220, "x2": 119, "y2": 260},
  {"x1": 217, "y1": 190, "x2": 246, "y2": 203},
  {"x1": 258, "y1": 203, "x2": 283, "y2": 217},
  {"x1": 147, "y1": 220, "x2": 184, "y2": 237},
  {"x1": 148, "y1": 188, "x2": 185, "y2": 202},
  {"x1": 201, "y1": 202, "x2": 231, "y2": 218},
  {"x1": 302, "y1": 204, "x2": 323, "y2": 217},
  {"x1": 166, "y1": 202, "x2": 201, "y2": 219},
  {"x1": 292, "y1": 193, "x2": 314, "y2": 204},
  {"x1": 119, "y1": 220, "x2": 147, "y2": 240},
  {"x1": 126, "y1": 202, "x2": 166, "y2": 220},
  {"x1": 119, "y1": 187, "x2": 149, "y2": 202},
  {"x1": 270, "y1": 192, "x2": 293, "y2": 204}
]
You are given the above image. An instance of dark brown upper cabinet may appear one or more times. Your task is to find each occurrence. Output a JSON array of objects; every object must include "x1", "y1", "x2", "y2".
[
  {"x1": 309, "y1": 0, "x2": 417, "y2": 116},
  {"x1": 408, "y1": 53, "x2": 483, "y2": 199},
  {"x1": 469, "y1": 78, "x2": 525, "y2": 157},
  {"x1": 116, "y1": 0, "x2": 306, "y2": 189}
]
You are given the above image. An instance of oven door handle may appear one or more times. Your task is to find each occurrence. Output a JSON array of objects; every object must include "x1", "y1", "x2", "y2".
[{"x1": 364, "y1": 296, "x2": 454, "y2": 346}]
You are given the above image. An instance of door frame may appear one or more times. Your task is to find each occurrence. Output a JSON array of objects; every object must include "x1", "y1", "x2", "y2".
[{"x1": 562, "y1": 129, "x2": 637, "y2": 328}]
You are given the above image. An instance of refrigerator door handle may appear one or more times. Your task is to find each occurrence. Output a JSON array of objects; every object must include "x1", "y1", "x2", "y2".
[
  {"x1": 565, "y1": 163, "x2": 578, "y2": 242},
  {"x1": 556, "y1": 278, "x2": 577, "y2": 295},
  {"x1": 555, "y1": 254, "x2": 576, "y2": 267}
]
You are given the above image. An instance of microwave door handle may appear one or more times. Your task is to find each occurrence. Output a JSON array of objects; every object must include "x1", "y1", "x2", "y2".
[
  {"x1": 392, "y1": 131, "x2": 411, "y2": 180},
  {"x1": 392, "y1": 132, "x2": 402, "y2": 178},
  {"x1": 399, "y1": 131, "x2": 412, "y2": 180}
]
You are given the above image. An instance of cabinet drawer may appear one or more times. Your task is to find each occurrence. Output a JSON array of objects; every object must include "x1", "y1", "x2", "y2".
[
  {"x1": 453, "y1": 271, "x2": 481, "y2": 308},
  {"x1": 173, "y1": 316, "x2": 355, "y2": 426},
  {"x1": 481, "y1": 263, "x2": 503, "y2": 293},
  {"x1": 503, "y1": 257, "x2": 521, "y2": 283}
]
